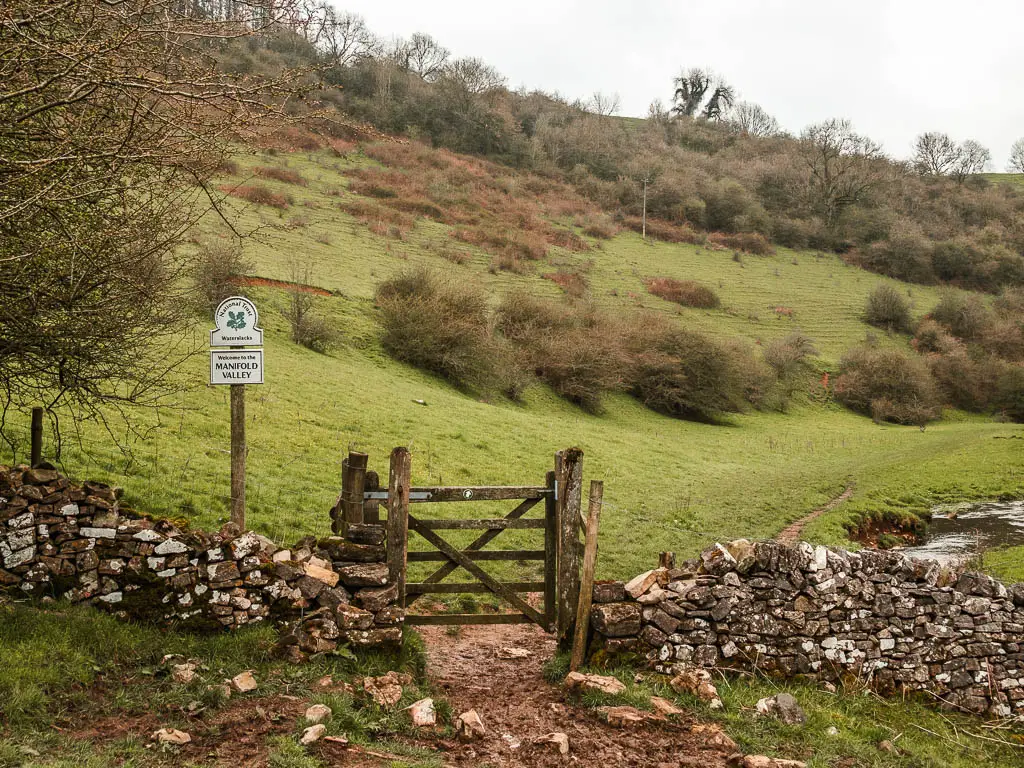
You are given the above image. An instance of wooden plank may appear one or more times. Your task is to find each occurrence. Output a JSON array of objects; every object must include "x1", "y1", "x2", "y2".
[
  {"x1": 386, "y1": 447, "x2": 411, "y2": 607},
  {"x1": 411, "y1": 518, "x2": 546, "y2": 531},
  {"x1": 229, "y1": 384, "x2": 246, "y2": 529},
  {"x1": 408, "y1": 550, "x2": 546, "y2": 562},
  {"x1": 570, "y1": 480, "x2": 603, "y2": 671},
  {"x1": 363, "y1": 470, "x2": 380, "y2": 524},
  {"x1": 406, "y1": 581, "x2": 546, "y2": 595},
  {"x1": 544, "y1": 469, "x2": 557, "y2": 630},
  {"x1": 405, "y1": 613, "x2": 534, "y2": 626},
  {"x1": 557, "y1": 448, "x2": 583, "y2": 645},
  {"x1": 404, "y1": 497, "x2": 540, "y2": 605},
  {"x1": 408, "y1": 515, "x2": 549, "y2": 628},
  {"x1": 364, "y1": 486, "x2": 550, "y2": 503},
  {"x1": 337, "y1": 451, "x2": 368, "y2": 533}
]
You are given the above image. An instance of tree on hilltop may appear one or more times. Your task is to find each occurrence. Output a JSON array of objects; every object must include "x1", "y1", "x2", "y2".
[
  {"x1": 1006, "y1": 138, "x2": 1024, "y2": 174},
  {"x1": 913, "y1": 132, "x2": 991, "y2": 182},
  {"x1": 728, "y1": 101, "x2": 782, "y2": 138},
  {"x1": 800, "y1": 119, "x2": 888, "y2": 228},
  {"x1": 672, "y1": 68, "x2": 735, "y2": 120}
]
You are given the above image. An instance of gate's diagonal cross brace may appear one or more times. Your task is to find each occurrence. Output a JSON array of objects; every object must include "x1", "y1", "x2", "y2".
[
  {"x1": 407, "y1": 513, "x2": 549, "y2": 629},
  {"x1": 405, "y1": 496, "x2": 540, "y2": 605}
]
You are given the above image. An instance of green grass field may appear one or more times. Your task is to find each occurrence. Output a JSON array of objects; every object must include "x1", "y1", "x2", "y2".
[{"x1": 3, "y1": 146, "x2": 1021, "y2": 584}]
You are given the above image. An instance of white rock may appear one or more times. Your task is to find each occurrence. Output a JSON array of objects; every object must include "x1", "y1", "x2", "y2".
[
  {"x1": 456, "y1": 709, "x2": 486, "y2": 740},
  {"x1": 133, "y1": 529, "x2": 163, "y2": 542},
  {"x1": 305, "y1": 704, "x2": 332, "y2": 723},
  {"x1": 153, "y1": 728, "x2": 191, "y2": 745},
  {"x1": 230, "y1": 670, "x2": 258, "y2": 693},
  {"x1": 154, "y1": 538, "x2": 188, "y2": 555},
  {"x1": 299, "y1": 724, "x2": 326, "y2": 746},
  {"x1": 535, "y1": 732, "x2": 569, "y2": 755},
  {"x1": 407, "y1": 697, "x2": 436, "y2": 727}
]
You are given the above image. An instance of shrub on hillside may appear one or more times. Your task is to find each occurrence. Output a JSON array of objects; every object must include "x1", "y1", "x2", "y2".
[
  {"x1": 927, "y1": 345, "x2": 1001, "y2": 412},
  {"x1": 543, "y1": 269, "x2": 588, "y2": 298},
  {"x1": 376, "y1": 268, "x2": 511, "y2": 392},
  {"x1": 223, "y1": 183, "x2": 291, "y2": 209},
  {"x1": 864, "y1": 284, "x2": 912, "y2": 332},
  {"x1": 623, "y1": 316, "x2": 757, "y2": 421},
  {"x1": 930, "y1": 291, "x2": 992, "y2": 341},
  {"x1": 621, "y1": 216, "x2": 702, "y2": 244},
  {"x1": 191, "y1": 240, "x2": 253, "y2": 314},
  {"x1": 995, "y1": 365, "x2": 1024, "y2": 421},
  {"x1": 763, "y1": 332, "x2": 819, "y2": 379},
  {"x1": 644, "y1": 277, "x2": 720, "y2": 309},
  {"x1": 707, "y1": 231, "x2": 775, "y2": 256},
  {"x1": 254, "y1": 165, "x2": 308, "y2": 186},
  {"x1": 495, "y1": 292, "x2": 622, "y2": 413},
  {"x1": 833, "y1": 346, "x2": 940, "y2": 425},
  {"x1": 913, "y1": 318, "x2": 958, "y2": 354}
]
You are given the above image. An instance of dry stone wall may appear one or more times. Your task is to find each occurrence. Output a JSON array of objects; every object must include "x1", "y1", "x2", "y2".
[
  {"x1": 0, "y1": 466, "x2": 402, "y2": 656},
  {"x1": 590, "y1": 539, "x2": 1024, "y2": 718}
]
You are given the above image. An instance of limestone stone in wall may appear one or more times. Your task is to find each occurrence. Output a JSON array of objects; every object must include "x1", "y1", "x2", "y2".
[
  {"x1": 0, "y1": 465, "x2": 403, "y2": 652},
  {"x1": 593, "y1": 538, "x2": 1024, "y2": 719}
]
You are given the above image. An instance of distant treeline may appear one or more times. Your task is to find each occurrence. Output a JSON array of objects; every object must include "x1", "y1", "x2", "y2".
[{"x1": 213, "y1": 10, "x2": 1024, "y2": 293}]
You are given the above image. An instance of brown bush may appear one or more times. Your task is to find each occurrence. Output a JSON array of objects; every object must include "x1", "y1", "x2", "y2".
[
  {"x1": 547, "y1": 229, "x2": 591, "y2": 252},
  {"x1": 622, "y1": 216, "x2": 702, "y2": 244},
  {"x1": 622, "y1": 315, "x2": 759, "y2": 420},
  {"x1": 254, "y1": 165, "x2": 308, "y2": 186},
  {"x1": 863, "y1": 284, "x2": 912, "y2": 332},
  {"x1": 453, "y1": 227, "x2": 548, "y2": 261},
  {"x1": 913, "y1": 318, "x2": 958, "y2": 354},
  {"x1": 707, "y1": 231, "x2": 775, "y2": 255},
  {"x1": 928, "y1": 345, "x2": 1001, "y2": 412},
  {"x1": 543, "y1": 269, "x2": 588, "y2": 297},
  {"x1": 338, "y1": 198, "x2": 414, "y2": 238},
  {"x1": 376, "y1": 268, "x2": 512, "y2": 392},
  {"x1": 763, "y1": 332, "x2": 819, "y2": 379},
  {"x1": 930, "y1": 290, "x2": 992, "y2": 341},
  {"x1": 644, "y1": 277, "x2": 720, "y2": 309},
  {"x1": 580, "y1": 216, "x2": 618, "y2": 239},
  {"x1": 190, "y1": 240, "x2": 253, "y2": 314},
  {"x1": 833, "y1": 346, "x2": 940, "y2": 424},
  {"x1": 220, "y1": 184, "x2": 290, "y2": 209},
  {"x1": 495, "y1": 292, "x2": 622, "y2": 413}
]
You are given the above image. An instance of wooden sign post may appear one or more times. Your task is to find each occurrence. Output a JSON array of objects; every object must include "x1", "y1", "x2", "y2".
[{"x1": 210, "y1": 296, "x2": 264, "y2": 529}]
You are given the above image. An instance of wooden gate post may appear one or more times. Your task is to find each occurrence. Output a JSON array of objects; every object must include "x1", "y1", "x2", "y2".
[
  {"x1": 556, "y1": 448, "x2": 584, "y2": 645},
  {"x1": 571, "y1": 479, "x2": 603, "y2": 671},
  {"x1": 386, "y1": 447, "x2": 411, "y2": 607},
  {"x1": 544, "y1": 469, "x2": 558, "y2": 632},
  {"x1": 333, "y1": 451, "x2": 368, "y2": 535},
  {"x1": 30, "y1": 407, "x2": 43, "y2": 468}
]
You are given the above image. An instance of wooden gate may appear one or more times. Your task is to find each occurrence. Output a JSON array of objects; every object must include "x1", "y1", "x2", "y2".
[{"x1": 332, "y1": 447, "x2": 588, "y2": 640}]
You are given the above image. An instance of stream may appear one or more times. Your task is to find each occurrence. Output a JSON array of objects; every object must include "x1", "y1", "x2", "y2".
[{"x1": 901, "y1": 500, "x2": 1024, "y2": 565}]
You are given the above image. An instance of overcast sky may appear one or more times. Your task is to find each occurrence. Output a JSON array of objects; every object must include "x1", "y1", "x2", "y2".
[{"x1": 334, "y1": 0, "x2": 1024, "y2": 169}]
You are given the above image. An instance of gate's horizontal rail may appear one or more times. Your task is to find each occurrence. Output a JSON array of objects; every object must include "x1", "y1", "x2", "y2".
[
  {"x1": 408, "y1": 550, "x2": 545, "y2": 562},
  {"x1": 406, "y1": 581, "x2": 546, "y2": 595},
  {"x1": 364, "y1": 486, "x2": 550, "y2": 503},
  {"x1": 412, "y1": 518, "x2": 546, "y2": 530},
  {"x1": 405, "y1": 613, "x2": 536, "y2": 626}
]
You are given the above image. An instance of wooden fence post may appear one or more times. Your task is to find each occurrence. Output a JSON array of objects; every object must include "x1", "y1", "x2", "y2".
[
  {"x1": 544, "y1": 469, "x2": 558, "y2": 632},
  {"x1": 557, "y1": 448, "x2": 583, "y2": 646},
  {"x1": 30, "y1": 407, "x2": 43, "y2": 468},
  {"x1": 386, "y1": 447, "x2": 411, "y2": 607},
  {"x1": 363, "y1": 470, "x2": 381, "y2": 524},
  {"x1": 334, "y1": 451, "x2": 368, "y2": 535},
  {"x1": 571, "y1": 479, "x2": 603, "y2": 671}
]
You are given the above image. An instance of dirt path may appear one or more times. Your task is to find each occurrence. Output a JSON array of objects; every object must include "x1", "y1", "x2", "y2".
[
  {"x1": 776, "y1": 482, "x2": 855, "y2": 543},
  {"x1": 417, "y1": 622, "x2": 734, "y2": 768}
]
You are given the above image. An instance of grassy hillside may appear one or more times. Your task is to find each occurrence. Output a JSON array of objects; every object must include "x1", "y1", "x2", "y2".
[{"x1": 4, "y1": 143, "x2": 1021, "y2": 583}]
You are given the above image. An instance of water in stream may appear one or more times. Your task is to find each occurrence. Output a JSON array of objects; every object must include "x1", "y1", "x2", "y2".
[{"x1": 901, "y1": 500, "x2": 1024, "y2": 565}]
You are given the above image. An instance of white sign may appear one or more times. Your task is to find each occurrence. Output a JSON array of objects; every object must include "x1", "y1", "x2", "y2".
[
  {"x1": 210, "y1": 349, "x2": 264, "y2": 385},
  {"x1": 211, "y1": 296, "x2": 263, "y2": 347}
]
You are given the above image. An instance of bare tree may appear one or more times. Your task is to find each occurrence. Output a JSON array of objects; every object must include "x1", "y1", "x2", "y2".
[
  {"x1": 443, "y1": 57, "x2": 507, "y2": 94},
  {"x1": 800, "y1": 119, "x2": 888, "y2": 228},
  {"x1": 397, "y1": 32, "x2": 450, "y2": 81},
  {"x1": 913, "y1": 132, "x2": 961, "y2": 175},
  {"x1": 312, "y1": 5, "x2": 379, "y2": 66},
  {"x1": 587, "y1": 91, "x2": 621, "y2": 117},
  {"x1": 0, "y1": 1, "x2": 304, "y2": 435},
  {"x1": 1009, "y1": 137, "x2": 1024, "y2": 174},
  {"x1": 951, "y1": 139, "x2": 991, "y2": 182},
  {"x1": 282, "y1": 262, "x2": 334, "y2": 352},
  {"x1": 671, "y1": 68, "x2": 734, "y2": 120},
  {"x1": 729, "y1": 101, "x2": 781, "y2": 137}
]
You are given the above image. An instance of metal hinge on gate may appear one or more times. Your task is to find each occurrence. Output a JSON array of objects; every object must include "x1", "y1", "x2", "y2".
[{"x1": 364, "y1": 490, "x2": 433, "y2": 501}]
